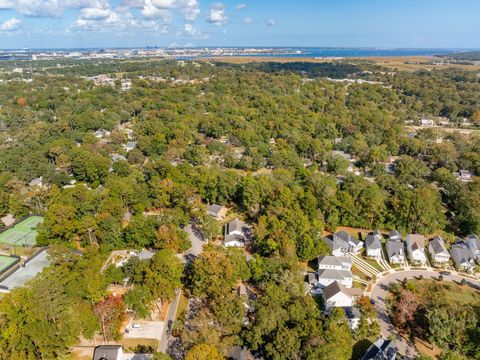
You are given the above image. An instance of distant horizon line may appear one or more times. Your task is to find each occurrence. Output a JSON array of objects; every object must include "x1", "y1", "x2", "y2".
[{"x1": 0, "y1": 46, "x2": 479, "y2": 52}]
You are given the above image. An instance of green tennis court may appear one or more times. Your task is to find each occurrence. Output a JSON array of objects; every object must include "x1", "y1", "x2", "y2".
[
  {"x1": 0, "y1": 216, "x2": 43, "y2": 247},
  {"x1": 0, "y1": 255, "x2": 19, "y2": 274}
]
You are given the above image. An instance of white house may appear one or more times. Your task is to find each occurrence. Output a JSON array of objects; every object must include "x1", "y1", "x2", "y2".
[
  {"x1": 322, "y1": 281, "x2": 361, "y2": 310},
  {"x1": 223, "y1": 219, "x2": 250, "y2": 247},
  {"x1": 365, "y1": 230, "x2": 383, "y2": 258},
  {"x1": 428, "y1": 236, "x2": 450, "y2": 266},
  {"x1": 386, "y1": 240, "x2": 405, "y2": 264},
  {"x1": 406, "y1": 234, "x2": 427, "y2": 265},
  {"x1": 420, "y1": 118, "x2": 435, "y2": 127},
  {"x1": 317, "y1": 269, "x2": 353, "y2": 288},
  {"x1": 224, "y1": 234, "x2": 245, "y2": 247},
  {"x1": 318, "y1": 256, "x2": 352, "y2": 271}
]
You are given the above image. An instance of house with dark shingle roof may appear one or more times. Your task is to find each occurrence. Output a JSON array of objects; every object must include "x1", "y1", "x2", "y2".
[
  {"x1": 93, "y1": 345, "x2": 122, "y2": 360},
  {"x1": 332, "y1": 230, "x2": 364, "y2": 255},
  {"x1": 466, "y1": 234, "x2": 480, "y2": 259},
  {"x1": 450, "y1": 245, "x2": 476, "y2": 272},
  {"x1": 207, "y1": 204, "x2": 227, "y2": 219},
  {"x1": 386, "y1": 239, "x2": 405, "y2": 265},
  {"x1": 388, "y1": 230, "x2": 402, "y2": 242},
  {"x1": 360, "y1": 338, "x2": 397, "y2": 360},
  {"x1": 428, "y1": 236, "x2": 450, "y2": 266},
  {"x1": 365, "y1": 230, "x2": 383, "y2": 258}
]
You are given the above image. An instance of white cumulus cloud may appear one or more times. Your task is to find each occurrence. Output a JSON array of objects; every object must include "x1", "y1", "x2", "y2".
[
  {"x1": 0, "y1": 17, "x2": 22, "y2": 31},
  {"x1": 266, "y1": 18, "x2": 276, "y2": 26},
  {"x1": 242, "y1": 16, "x2": 252, "y2": 25},
  {"x1": 207, "y1": 2, "x2": 227, "y2": 26},
  {"x1": 235, "y1": 3, "x2": 245, "y2": 10}
]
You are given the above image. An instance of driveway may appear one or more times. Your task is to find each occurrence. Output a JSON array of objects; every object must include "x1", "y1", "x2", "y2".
[
  {"x1": 159, "y1": 289, "x2": 181, "y2": 352},
  {"x1": 180, "y1": 224, "x2": 205, "y2": 263},
  {"x1": 371, "y1": 270, "x2": 480, "y2": 358}
]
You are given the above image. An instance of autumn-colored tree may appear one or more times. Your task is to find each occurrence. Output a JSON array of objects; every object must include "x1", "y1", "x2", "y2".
[
  {"x1": 93, "y1": 295, "x2": 125, "y2": 342},
  {"x1": 394, "y1": 290, "x2": 419, "y2": 329},
  {"x1": 155, "y1": 223, "x2": 191, "y2": 253},
  {"x1": 16, "y1": 97, "x2": 27, "y2": 106},
  {"x1": 185, "y1": 344, "x2": 224, "y2": 360}
]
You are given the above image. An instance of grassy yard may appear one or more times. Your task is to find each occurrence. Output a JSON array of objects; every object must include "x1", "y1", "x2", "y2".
[
  {"x1": 119, "y1": 338, "x2": 159, "y2": 350},
  {"x1": 360, "y1": 254, "x2": 384, "y2": 271},
  {"x1": 352, "y1": 265, "x2": 371, "y2": 281},
  {"x1": 175, "y1": 291, "x2": 190, "y2": 320}
]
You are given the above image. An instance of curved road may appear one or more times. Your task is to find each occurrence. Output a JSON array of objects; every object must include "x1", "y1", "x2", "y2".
[{"x1": 371, "y1": 270, "x2": 480, "y2": 358}]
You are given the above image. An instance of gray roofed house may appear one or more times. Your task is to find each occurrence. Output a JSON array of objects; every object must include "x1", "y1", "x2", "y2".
[
  {"x1": 318, "y1": 255, "x2": 352, "y2": 270},
  {"x1": 136, "y1": 250, "x2": 155, "y2": 261},
  {"x1": 93, "y1": 345, "x2": 122, "y2": 360},
  {"x1": 450, "y1": 247, "x2": 476, "y2": 272},
  {"x1": 386, "y1": 240, "x2": 405, "y2": 264},
  {"x1": 317, "y1": 269, "x2": 353, "y2": 288},
  {"x1": 207, "y1": 204, "x2": 227, "y2": 219},
  {"x1": 388, "y1": 230, "x2": 402, "y2": 242},
  {"x1": 466, "y1": 234, "x2": 480, "y2": 258},
  {"x1": 224, "y1": 233, "x2": 245, "y2": 247},
  {"x1": 225, "y1": 219, "x2": 249, "y2": 237},
  {"x1": 428, "y1": 236, "x2": 450, "y2": 266},
  {"x1": 124, "y1": 141, "x2": 137, "y2": 152},
  {"x1": 111, "y1": 154, "x2": 127, "y2": 162},
  {"x1": 332, "y1": 231, "x2": 364, "y2": 255},
  {"x1": 360, "y1": 338, "x2": 397, "y2": 360},
  {"x1": 365, "y1": 231, "x2": 383, "y2": 258}
]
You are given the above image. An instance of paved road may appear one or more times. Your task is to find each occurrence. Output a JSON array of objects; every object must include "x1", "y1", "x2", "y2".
[
  {"x1": 371, "y1": 270, "x2": 480, "y2": 358},
  {"x1": 159, "y1": 289, "x2": 182, "y2": 353}
]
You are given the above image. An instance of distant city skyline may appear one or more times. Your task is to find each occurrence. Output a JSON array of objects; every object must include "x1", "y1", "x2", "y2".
[{"x1": 0, "y1": 0, "x2": 480, "y2": 49}]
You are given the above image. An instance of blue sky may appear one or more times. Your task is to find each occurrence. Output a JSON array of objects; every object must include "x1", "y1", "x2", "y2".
[{"x1": 0, "y1": 0, "x2": 479, "y2": 49}]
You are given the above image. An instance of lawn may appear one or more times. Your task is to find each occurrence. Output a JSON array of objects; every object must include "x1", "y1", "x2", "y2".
[
  {"x1": 119, "y1": 337, "x2": 159, "y2": 350},
  {"x1": 352, "y1": 265, "x2": 371, "y2": 281},
  {"x1": 360, "y1": 254, "x2": 384, "y2": 271},
  {"x1": 175, "y1": 291, "x2": 190, "y2": 320}
]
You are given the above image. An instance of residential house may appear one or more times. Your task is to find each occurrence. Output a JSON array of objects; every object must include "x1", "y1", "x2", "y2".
[
  {"x1": 28, "y1": 177, "x2": 44, "y2": 188},
  {"x1": 111, "y1": 154, "x2": 127, "y2": 163},
  {"x1": 454, "y1": 170, "x2": 473, "y2": 182},
  {"x1": 224, "y1": 234, "x2": 246, "y2": 247},
  {"x1": 365, "y1": 230, "x2": 383, "y2": 258},
  {"x1": 332, "y1": 231, "x2": 364, "y2": 254},
  {"x1": 388, "y1": 230, "x2": 402, "y2": 242},
  {"x1": 344, "y1": 306, "x2": 362, "y2": 330},
  {"x1": 466, "y1": 234, "x2": 480, "y2": 259},
  {"x1": 450, "y1": 245, "x2": 476, "y2": 272},
  {"x1": 207, "y1": 204, "x2": 228, "y2": 220},
  {"x1": 318, "y1": 256, "x2": 352, "y2": 271},
  {"x1": 406, "y1": 234, "x2": 427, "y2": 265},
  {"x1": 322, "y1": 281, "x2": 361, "y2": 310},
  {"x1": 224, "y1": 219, "x2": 250, "y2": 248},
  {"x1": 317, "y1": 269, "x2": 353, "y2": 288},
  {"x1": 93, "y1": 345, "x2": 123, "y2": 360},
  {"x1": 386, "y1": 240, "x2": 405, "y2": 265},
  {"x1": 428, "y1": 236, "x2": 450, "y2": 266},
  {"x1": 94, "y1": 129, "x2": 110, "y2": 138},
  {"x1": 420, "y1": 118, "x2": 435, "y2": 127},
  {"x1": 124, "y1": 141, "x2": 137, "y2": 152},
  {"x1": 360, "y1": 338, "x2": 397, "y2": 360}
]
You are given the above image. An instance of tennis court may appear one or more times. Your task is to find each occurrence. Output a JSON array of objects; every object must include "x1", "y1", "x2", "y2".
[
  {"x1": 0, "y1": 255, "x2": 19, "y2": 274},
  {"x1": 0, "y1": 216, "x2": 44, "y2": 247}
]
